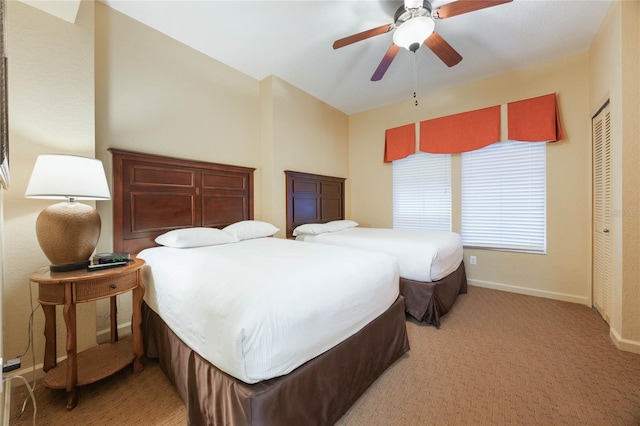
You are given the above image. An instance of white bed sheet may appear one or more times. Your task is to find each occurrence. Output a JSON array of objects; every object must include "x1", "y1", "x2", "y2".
[
  {"x1": 296, "y1": 228, "x2": 463, "y2": 282},
  {"x1": 138, "y1": 237, "x2": 399, "y2": 384}
]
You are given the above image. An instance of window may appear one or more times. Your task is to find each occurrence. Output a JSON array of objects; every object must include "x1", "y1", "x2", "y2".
[
  {"x1": 461, "y1": 141, "x2": 546, "y2": 252},
  {"x1": 393, "y1": 152, "x2": 451, "y2": 231}
]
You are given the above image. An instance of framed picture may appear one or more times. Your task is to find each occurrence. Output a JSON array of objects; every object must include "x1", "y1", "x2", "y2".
[{"x1": 0, "y1": 0, "x2": 8, "y2": 189}]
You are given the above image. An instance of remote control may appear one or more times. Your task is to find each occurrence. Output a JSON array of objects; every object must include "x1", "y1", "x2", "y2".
[{"x1": 87, "y1": 261, "x2": 128, "y2": 271}]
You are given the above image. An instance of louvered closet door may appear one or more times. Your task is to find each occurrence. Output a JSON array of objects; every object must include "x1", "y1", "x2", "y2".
[{"x1": 592, "y1": 102, "x2": 612, "y2": 323}]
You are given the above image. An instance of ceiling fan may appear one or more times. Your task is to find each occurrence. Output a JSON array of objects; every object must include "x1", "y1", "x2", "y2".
[{"x1": 333, "y1": 0, "x2": 513, "y2": 81}]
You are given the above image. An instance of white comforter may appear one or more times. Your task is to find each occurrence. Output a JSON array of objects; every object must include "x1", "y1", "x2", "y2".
[
  {"x1": 138, "y1": 237, "x2": 399, "y2": 384},
  {"x1": 296, "y1": 228, "x2": 463, "y2": 282}
]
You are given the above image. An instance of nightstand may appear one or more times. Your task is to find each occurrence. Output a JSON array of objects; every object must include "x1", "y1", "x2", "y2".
[{"x1": 29, "y1": 258, "x2": 145, "y2": 409}]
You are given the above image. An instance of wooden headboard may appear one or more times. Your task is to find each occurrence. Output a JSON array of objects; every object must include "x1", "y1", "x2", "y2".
[
  {"x1": 285, "y1": 171, "x2": 345, "y2": 238},
  {"x1": 111, "y1": 149, "x2": 255, "y2": 254}
]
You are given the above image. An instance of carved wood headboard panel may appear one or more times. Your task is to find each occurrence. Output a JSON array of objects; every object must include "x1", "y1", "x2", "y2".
[
  {"x1": 285, "y1": 170, "x2": 345, "y2": 238},
  {"x1": 111, "y1": 149, "x2": 254, "y2": 254}
]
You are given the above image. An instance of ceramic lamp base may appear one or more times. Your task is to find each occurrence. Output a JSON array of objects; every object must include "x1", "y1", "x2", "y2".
[{"x1": 36, "y1": 201, "x2": 101, "y2": 271}]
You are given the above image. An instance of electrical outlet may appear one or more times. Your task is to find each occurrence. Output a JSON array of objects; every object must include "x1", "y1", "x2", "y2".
[
  {"x1": 3, "y1": 357, "x2": 21, "y2": 373},
  {"x1": 470, "y1": 256, "x2": 477, "y2": 265}
]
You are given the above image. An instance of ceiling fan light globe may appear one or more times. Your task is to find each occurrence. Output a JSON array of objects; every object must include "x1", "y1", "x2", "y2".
[{"x1": 393, "y1": 16, "x2": 435, "y2": 50}]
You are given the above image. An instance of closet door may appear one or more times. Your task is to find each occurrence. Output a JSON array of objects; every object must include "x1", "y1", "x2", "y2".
[{"x1": 592, "y1": 101, "x2": 612, "y2": 322}]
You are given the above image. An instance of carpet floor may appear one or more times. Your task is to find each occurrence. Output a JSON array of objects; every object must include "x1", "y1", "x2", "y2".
[{"x1": 10, "y1": 285, "x2": 640, "y2": 425}]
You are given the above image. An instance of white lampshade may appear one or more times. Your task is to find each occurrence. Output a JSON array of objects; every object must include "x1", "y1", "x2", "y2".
[
  {"x1": 393, "y1": 16, "x2": 435, "y2": 51},
  {"x1": 25, "y1": 154, "x2": 111, "y2": 200}
]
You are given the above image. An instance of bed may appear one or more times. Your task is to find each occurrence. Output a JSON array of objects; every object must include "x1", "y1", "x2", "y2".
[
  {"x1": 285, "y1": 170, "x2": 467, "y2": 327},
  {"x1": 111, "y1": 150, "x2": 409, "y2": 425}
]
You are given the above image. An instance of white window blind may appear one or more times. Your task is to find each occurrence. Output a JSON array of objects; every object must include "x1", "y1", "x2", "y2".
[
  {"x1": 393, "y1": 152, "x2": 451, "y2": 231},
  {"x1": 461, "y1": 141, "x2": 546, "y2": 252}
]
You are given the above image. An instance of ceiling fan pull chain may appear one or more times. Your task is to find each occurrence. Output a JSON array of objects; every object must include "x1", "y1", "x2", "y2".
[{"x1": 413, "y1": 51, "x2": 418, "y2": 106}]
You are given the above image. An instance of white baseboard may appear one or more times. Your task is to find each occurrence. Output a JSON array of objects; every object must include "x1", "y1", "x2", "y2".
[
  {"x1": 610, "y1": 328, "x2": 640, "y2": 354},
  {"x1": 96, "y1": 322, "x2": 132, "y2": 344},
  {"x1": 468, "y1": 279, "x2": 590, "y2": 306}
]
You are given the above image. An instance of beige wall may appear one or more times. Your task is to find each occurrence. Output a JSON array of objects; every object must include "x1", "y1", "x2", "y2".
[
  {"x1": 260, "y1": 76, "x2": 349, "y2": 235},
  {"x1": 350, "y1": 53, "x2": 592, "y2": 306},
  {"x1": 3, "y1": 0, "x2": 97, "y2": 370},
  {"x1": 94, "y1": 4, "x2": 348, "y2": 242},
  {"x1": 618, "y1": 0, "x2": 640, "y2": 349},
  {"x1": 94, "y1": 1, "x2": 263, "y2": 226},
  {"x1": 589, "y1": 0, "x2": 640, "y2": 352}
]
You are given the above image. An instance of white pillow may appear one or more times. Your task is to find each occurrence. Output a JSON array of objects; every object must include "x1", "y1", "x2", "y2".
[
  {"x1": 223, "y1": 220, "x2": 279, "y2": 240},
  {"x1": 292, "y1": 223, "x2": 332, "y2": 236},
  {"x1": 293, "y1": 220, "x2": 359, "y2": 236},
  {"x1": 326, "y1": 220, "x2": 359, "y2": 232},
  {"x1": 155, "y1": 227, "x2": 239, "y2": 248}
]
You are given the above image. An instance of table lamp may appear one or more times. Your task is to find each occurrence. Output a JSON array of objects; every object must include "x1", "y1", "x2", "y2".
[{"x1": 25, "y1": 154, "x2": 111, "y2": 272}]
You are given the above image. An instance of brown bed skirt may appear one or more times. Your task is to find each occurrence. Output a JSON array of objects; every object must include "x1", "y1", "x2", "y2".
[
  {"x1": 400, "y1": 261, "x2": 468, "y2": 327},
  {"x1": 142, "y1": 296, "x2": 409, "y2": 425}
]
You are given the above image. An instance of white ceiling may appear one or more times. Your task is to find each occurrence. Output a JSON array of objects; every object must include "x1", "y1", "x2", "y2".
[{"x1": 101, "y1": 0, "x2": 611, "y2": 115}]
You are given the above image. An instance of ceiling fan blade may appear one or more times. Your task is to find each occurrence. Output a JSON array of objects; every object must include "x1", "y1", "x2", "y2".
[
  {"x1": 371, "y1": 44, "x2": 400, "y2": 82},
  {"x1": 333, "y1": 24, "x2": 394, "y2": 49},
  {"x1": 424, "y1": 31, "x2": 463, "y2": 67},
  {"x1": 433, "y1": 0, "x2": 512, "y2": 19}
]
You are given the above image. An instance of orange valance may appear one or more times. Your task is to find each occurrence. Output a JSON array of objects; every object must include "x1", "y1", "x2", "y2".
[
  {"x1": 384, "y1": 124, "x2": 415, "y2": 163},
  {"x1": 419, "y1": 105, "x2": 501, "y2": 154},
  {"x1": 384, "y1": 93, "x2": 564, "y2": 161},
  {"x1": 508, "y1": 93, "x2": 564, "y2": 142}
]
